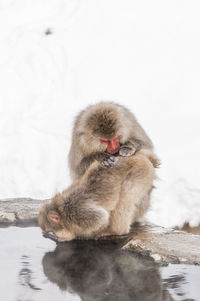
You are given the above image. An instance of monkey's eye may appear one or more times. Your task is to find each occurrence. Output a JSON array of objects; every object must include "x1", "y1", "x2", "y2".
[{"x1": 100, "y1": 139, "x2": 109, "y2": 145}]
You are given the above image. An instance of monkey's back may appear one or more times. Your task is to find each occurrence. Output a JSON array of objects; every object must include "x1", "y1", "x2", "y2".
[{"x1": 80, "y1": 151, "x2": 154, "y2": 210}]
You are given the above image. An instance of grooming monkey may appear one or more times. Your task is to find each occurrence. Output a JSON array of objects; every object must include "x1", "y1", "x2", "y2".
[
  {"x1": 68, "y1": 102, "x2": 158, "y2": 180},
  {"x1": 39, "y1": 102, "x2": 159, "y2": 241},
  {"x1": 39, "y1": 150, "x2": 155, "y2": 241}
]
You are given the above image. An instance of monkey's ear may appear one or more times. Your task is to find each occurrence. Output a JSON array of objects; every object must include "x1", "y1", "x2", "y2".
[{"x1": 47, "y1": 210, "x2": 60, "y2": 223}]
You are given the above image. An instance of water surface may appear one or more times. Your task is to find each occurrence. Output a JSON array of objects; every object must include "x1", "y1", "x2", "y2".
[{"x1": 0, "y1": 227, "x2": 199, "y2": 301}]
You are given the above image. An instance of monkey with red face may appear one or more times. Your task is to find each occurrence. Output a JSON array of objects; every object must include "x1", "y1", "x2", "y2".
[
  {"x1": 39, "y1": 102, "x2": 159, "y2": 241},
  {"x1": 68, "y1": 102, "x2": 156, "y2": 180}
]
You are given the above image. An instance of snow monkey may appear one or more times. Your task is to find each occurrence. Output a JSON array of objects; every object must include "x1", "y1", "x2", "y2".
[
  {"x1": 68, "y1": 102, "x2": 158, "y2": 180},
  {"x1": 39, "y1": 102, "x2": 159, "y2": 241},
  {"x1": 39, "y1": 151, "x2": 156, "y2": 241}
]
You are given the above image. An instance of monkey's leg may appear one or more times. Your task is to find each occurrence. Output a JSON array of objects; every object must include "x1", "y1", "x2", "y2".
[
  {"x1": 108, "y1": 155, "x2": 155, "y2": 235},
  {"x1": 73, "y1": 203, "x2": 110, "y2": 238},
  {"x1": 53, "y1": 202, "x2": 110, "y2": 241}
]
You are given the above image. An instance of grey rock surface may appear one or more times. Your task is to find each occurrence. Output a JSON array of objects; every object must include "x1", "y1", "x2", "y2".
[
  {"x1": 0, "y1": 198, "x2": 48, "y2": 226},
  {"x1": 124, "y1": 223, "x2": 200, "y2": 265},
  {"x1": 0, "y1": 198, "x2": 199, "y2": 265}
]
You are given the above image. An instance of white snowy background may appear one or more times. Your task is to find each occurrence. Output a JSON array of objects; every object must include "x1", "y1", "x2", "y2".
[{"x1": 0, "y1": 0, "x2": 200, "y2": 228}]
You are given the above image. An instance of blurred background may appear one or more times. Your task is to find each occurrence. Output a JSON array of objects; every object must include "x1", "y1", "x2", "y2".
[{"x1": 0, "y1": 0, "x2": 200, "y2": 229}]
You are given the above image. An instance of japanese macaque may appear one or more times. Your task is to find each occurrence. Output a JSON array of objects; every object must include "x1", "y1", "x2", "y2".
[
  {"x1": 39, "y1": 102, "x2": 159, "y2": 241},
  {"x1": 68, "y1": 102, "x2": 157, "y2": 180},
  {"x1": 39, "y1": 150, "x2": 156, "y2": 241}
]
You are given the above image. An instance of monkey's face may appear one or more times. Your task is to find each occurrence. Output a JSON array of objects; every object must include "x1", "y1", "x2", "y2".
[
  {"x1": 39, "y1": 204, "x2": 75, "y2": 242},
  {"x1": 86, "y1": 107, "x2": 120, "y2": 153},
  {"x1": 100, "y1": 136, "x2": 119, "y2": 153}
]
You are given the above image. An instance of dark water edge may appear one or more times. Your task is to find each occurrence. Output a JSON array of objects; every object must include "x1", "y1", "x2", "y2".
[{"x1": 0, "y1": 227, "x2": 199, "y2": 301}]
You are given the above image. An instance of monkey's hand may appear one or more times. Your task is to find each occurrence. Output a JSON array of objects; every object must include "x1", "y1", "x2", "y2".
[
  {"x1": 97, "y1": 153, "x2": 118, "y2": 168},
  {"x1": 119, "y1": 145, "x2": 137, "y2": 157},
  {"x1": 119, "y1": 139, "x2": 141, "y2": 157}
]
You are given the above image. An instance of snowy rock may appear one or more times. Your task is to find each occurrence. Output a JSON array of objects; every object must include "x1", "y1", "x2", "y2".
[
  {"x1": 0, "y1": 198, "x2": 48, "y2": 226},
  {"x1": 123, "y1": 223, "x2": 200, "y2": 265}
]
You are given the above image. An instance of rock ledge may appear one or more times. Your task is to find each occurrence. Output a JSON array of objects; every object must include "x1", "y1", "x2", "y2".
[{"x1": 0, "y1": 198, "x2": 199, "y2": 264}]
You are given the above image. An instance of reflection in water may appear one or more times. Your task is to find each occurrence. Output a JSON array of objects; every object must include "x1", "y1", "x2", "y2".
[
  {"x1": 163, "y1": 274, "x2": 186, "y2": 293},
  {"x1": 1, "y1": 227, "x2": 199, "y2": 301},
  {"x1": 42, "y1": 240, "x2": 173, "y2": 301},
  {"x1": 161, "y1": 264, "x2": 200, "y2": 301},
  {"x1": 18, "y1": 255, "x2": 41, "y2": 291}
]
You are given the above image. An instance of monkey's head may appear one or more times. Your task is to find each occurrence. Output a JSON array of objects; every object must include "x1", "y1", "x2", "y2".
[
  {"x1": 39, "y1": 201, "x2": 75, "y2": 242},
  {"x1": 85, "y1": 104, "x2": 121, "y2": 154}
]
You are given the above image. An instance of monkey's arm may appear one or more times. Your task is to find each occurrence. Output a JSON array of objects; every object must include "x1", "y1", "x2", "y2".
[{"x1": 119, "y1": 138, "x2": 142, "y2": 157}]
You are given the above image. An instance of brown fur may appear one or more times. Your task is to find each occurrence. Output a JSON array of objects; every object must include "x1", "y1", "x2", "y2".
[
  {"x1": 39, "y1": 102, "x2": 159, "y2": 241},
  {"x1": 68, "y1": 102, "x2": 158, "y2": 180},
  {"x1": 39, "y1": 150, "x2": 156, "y2": 241}
]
